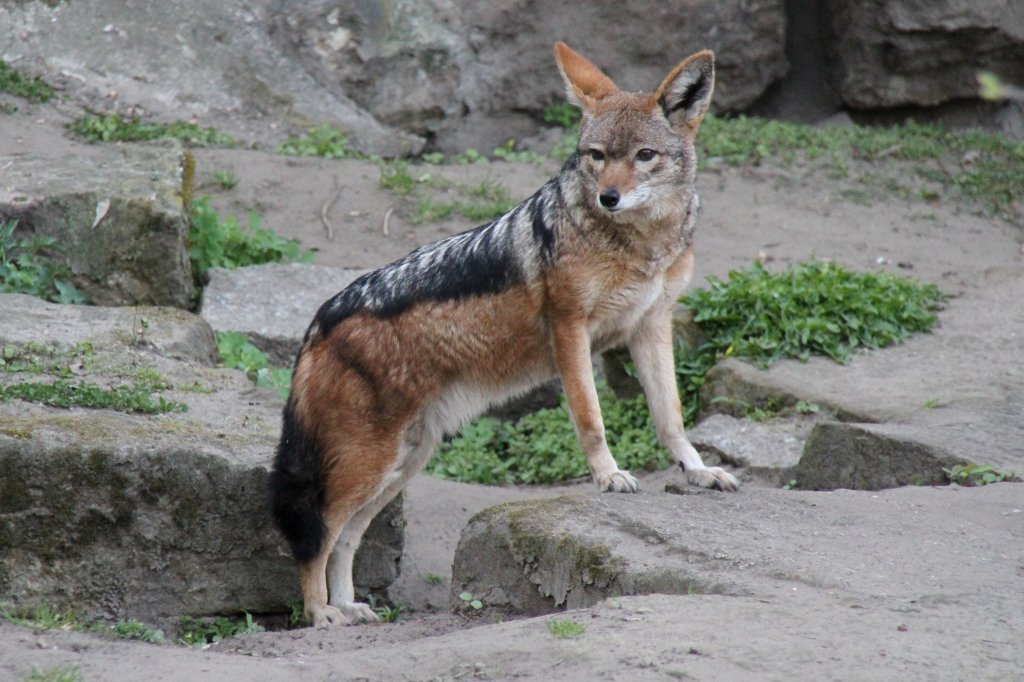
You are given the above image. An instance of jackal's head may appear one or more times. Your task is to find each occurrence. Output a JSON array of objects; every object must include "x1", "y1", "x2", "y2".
[{"x1": 554, "y1": 42, "x2": 714, "y2": 221}]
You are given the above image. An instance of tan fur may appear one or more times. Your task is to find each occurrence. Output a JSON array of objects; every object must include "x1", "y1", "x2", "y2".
[{"x1": 283, "y1": 42, "x2": 738, "y2": 628}]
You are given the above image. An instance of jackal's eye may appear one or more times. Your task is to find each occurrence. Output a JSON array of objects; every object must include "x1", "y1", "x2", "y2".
[
  {"x1": 635, "y1": 148, "x2": 657, "y2": 162},
  {"x1": 587, "y1": 149, "x2": 605, "y2": 162}
]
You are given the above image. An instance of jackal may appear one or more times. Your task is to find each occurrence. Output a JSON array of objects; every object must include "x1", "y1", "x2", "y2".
[{"x1": 270, "y1": 42, "x2": 738, "y2": 627}]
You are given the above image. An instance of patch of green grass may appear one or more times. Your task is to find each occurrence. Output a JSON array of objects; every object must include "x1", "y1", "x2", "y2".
[
  {"x1": 429, "y1": 261, "x2": 946, "y2": 485},
  {"x1": 491, "y1": 139, "x2": 547, "y2": 164},
  {"x1": 423, "y1": 573, "x2": 445, "y2": 585},
  {"x1": 365, "y1": 595, "x2": 402, "y2": 623},
  {"x1": 215, "y1": 331, "x2": 291, "y2": 400},
  {"x1": 0, "y1": 60, "x2": 54, "y2": 103},
  {"x1": 542, "y1": 103, "x2": 581, "y2": 130},
  {"x1": 457, "y1": 592, "x2": 483, "y2": 610},
  {"x1": 275, "y1": 124, "x2": 358, "y2": 158},
  {"x1": 547, "y1": 618, "x2": 586, "y2": 639},
  {"x1": 68, "y1": 112, "x2": 234, "y2": 146},
  {"x1": 697, "y1": 114, "x2": 1024, "y2": 218},
  {"x1": 104, "y1": 619, "x2": 166, "y2": 644},
  {"x1": 943, "y1": 464, "x2": 1019, "y2": 486},
  {"x1": 0, "y1": 377, "x2": 187, "y2": 414},
  {"x1": 187, "y1": 197, "x2": 312, "y2": 284},
  {"x1": 27, "y1": 665, "x2": 83, "y2": 682},
  {"x1": 0, "y1": 604, "x2": 78, "y2": 631},
  {"x1": 1, "y1": 221, "x2": 87, "y2": 304},
  {"x1": 212, "y1": 168, "x2": 238, "y2": 190},
  {"x1": 178, "y1": 612, "x2": 264, "y2": 647},
  {"x1": 410, "y1": 178, "x2": 517, "y2": 224}
]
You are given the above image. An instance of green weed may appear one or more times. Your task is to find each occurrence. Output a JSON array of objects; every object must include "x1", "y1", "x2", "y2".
[
  {"x1": 0, "y1": 221, "x2": 87, "y2": 304},
  {"x1": 275, "y1": 124, "x2": 357, "y2": 158},
  {"x1": 178, "y1": 612, "x2": 264, "y2": 647},
  {"x1": 0, "y1": 377, "x2": 186, "y2": 414},
  {"x1": 943, "y1": 464, "x2": 1019, "y2": 487},
  {"x1": 0, "y1": 60, "x2": 54, "y2": 103},
  {"x1": 0, "y1": 604, "x2": 78, "y2": 631},
  {"x1": 188, "y1": 197, "x2": 311, "y2": 284},
  {"x1": 68, "y1": 112, "x2": 234, "y2": 146},
  {"x1": 423, "y1": 573, "x2": 445, "y2": 585},
  {"x1": 105, "y1": 619, "x2": 166, "y2": 644},
  {"x1": 215, "y1": 331, "x2": 291, "y2": 400},
  {"x1": 27, "y1": 665, "x2": 83, "y2": 682},
  {"x1": 457, "y1": 592, "x2": 484, "y2": 610},
  {"x1": 212, "y1": 168, "x2": 238, "y2": 190},
  {"x1": 542, "y1": 103, "x2": 581, "y2": 130},
  {"x1": 366, "y1": 595, "x2": 403, "y2": 623},
  {"x1": 547, "y1": 618, "x2": 585, "y2": 638}
]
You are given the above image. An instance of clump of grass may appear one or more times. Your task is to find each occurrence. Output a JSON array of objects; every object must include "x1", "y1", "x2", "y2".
[
  {"x1": 27, "y1": 665, "x2": 83, "y2": 682},
  {"x1": 104, "y1": 619, "x2": 166, "y2": 644},
  {"x1": 68, "y1": 112, "x2": 234, "y2": 146},
  {"x1": 429, "y1": 261, "x2": 946, "y2": 485},
  {"x1": 187, "y1": 197, "x2": 311, "y2": 284},
  {"x1": 0, "y1": 376, "x2": 186, "y2": 414},
  {"x1": 275, "y1": 124, "x2": 357, "y2": 158},
  {"x1": 178, "y1": 612, "x2": 263, "y2": 647},
  {"x1": 682, "y1": 261, "x2": 946, "y2": 366},
  {"x1": 0, "y1": 60, "x2": 54, "y2": 103},
  {"x1": 0, "y1": 604, "x2": 79, "y2": 631},
  {"x1": 215, "y1": 331, "x2": 291, "y2": 399},
  {"x1": 542, "y1": 103, "x2": 581, "y2": 129},
  {"x1": 212, "y1": 168, "x2": 238, "y2": 190},
  {"x1": 0, "y1": 221, "x2": 87, "y2": 304},
  {"x1": 547, "y1": 618, "x2": 586, "y2": 638},
  {"x1": 943, "y1": 464, "x2": 1019, "y2": 486}
]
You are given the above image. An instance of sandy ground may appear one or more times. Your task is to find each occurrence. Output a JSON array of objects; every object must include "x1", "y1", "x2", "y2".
[{"x1": 2, "y1": 96, "x2": 1023, "y2": 680}]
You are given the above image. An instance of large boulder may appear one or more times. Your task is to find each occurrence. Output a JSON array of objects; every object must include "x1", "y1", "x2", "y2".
[
  {"x1": 0, "y1": 293, "x2": 403, "y2": 623},
  {"x1": 267, "y1": 0, "x2": 788, "y2": 151},
  {"x1": 0, "y1": 143, "x2": 193, "y2": 308},
  {"x1": 825, "y1": 0, "x2": 1024, "y2": 109}
]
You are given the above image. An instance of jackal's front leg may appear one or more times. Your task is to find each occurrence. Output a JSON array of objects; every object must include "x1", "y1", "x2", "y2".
[
  {"x1": 552, "y1": 317, "x2": 639, "y2": 493},
  {"x1": 628, "y1": 310, "x2": 739, "y2": 492}
]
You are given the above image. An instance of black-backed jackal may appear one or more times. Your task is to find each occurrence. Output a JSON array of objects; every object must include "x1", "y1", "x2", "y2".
[{"x1": 270, "y1": 42, "x2": 739, "y2": 627}]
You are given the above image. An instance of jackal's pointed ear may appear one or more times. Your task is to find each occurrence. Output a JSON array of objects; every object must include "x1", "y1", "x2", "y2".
[
  {"x1": 655, "y1": 50, "x2": 715, "y2": 134},
  {"x1": 554, "y1": 42, "x2": 619, "y2": 111}
]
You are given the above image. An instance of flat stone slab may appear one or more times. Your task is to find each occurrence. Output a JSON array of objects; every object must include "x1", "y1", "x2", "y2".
[
  {"x1": 0, "y1": 293, "x2": 402, "y2": 622},
  {"x1": 689, "y1": 413, "x2": 813, "y2": 485},
  {"x1": 450, "y1": 485, "x2": 1023, "y2": 621},
  {"x1": 201, "y1": 263, "x2": 368, "y2": 364}
]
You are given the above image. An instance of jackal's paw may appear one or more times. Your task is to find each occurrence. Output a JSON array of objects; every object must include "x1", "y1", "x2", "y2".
[
  {"x1": 597, "y1": 469, "x2": 640, "y2": 493},
  {"x1": 308, "y1": 604, "x2": 346, "y2": 628},
  {"x1": 685, "y1": 466, "x2": 739, "y2": 492},
  {"x1": 330, "y1": 600, "x2": 381, "y2": 625}
]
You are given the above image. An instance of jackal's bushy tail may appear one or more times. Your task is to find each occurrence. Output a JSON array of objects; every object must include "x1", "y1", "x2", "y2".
[{"x1": 269, "y1": 396, "x2": 326, "y2": 562}]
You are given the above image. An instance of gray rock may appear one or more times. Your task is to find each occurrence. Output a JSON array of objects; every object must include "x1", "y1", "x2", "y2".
[
  {"x1": 201, "y1": 263, "x2": 369, "y2": 365},
  {"x1": 0, "y1": 143, "x2": 193, "y2": 307},
  {"x1": 826, "y1": 0, "x2": 1024, "y2": 110},
  {"x1": 450, "y1": 484, "x2": 1024, "y2": 622},
  {"x1": 689, "y1": 413, "x2": 811, "y2": 485},
  {"x1": 0, "y1": 293, "x2": 402, "y2": 622},
  {"x1": 268, "y1": 0, "x2": 789, "y2": 152}
]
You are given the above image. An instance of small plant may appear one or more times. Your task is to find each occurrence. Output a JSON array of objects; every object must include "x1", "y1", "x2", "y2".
[
  {"x1": 458, "y1": 592, "x2": 483, "y2": 610},
  {"x1": 423, "y1": 573, "x2": 445, "y2": 585},
  {"x1": 288, "y1": 600, "x2": 304, "y2": 627},
  {"x1": 178, "y1": 612, "x2": 264, "y2": 647},
  {"x1": 212, "y1": 168, "x2": 238, "y2": 190},
  {"x1": 68, "y1": 112, "x2": 234, "y2": 146},
  {"x1": 0, "y1": 60, "x2": 54, "y2": 103},
  {"x1": 365, "y1": 595, "x2": 402, "y2": 623},
  {"x1": 27, "y1": 665, "x2": 83, "y2": 682},
  {"x1": 542, "y1": 103, "x2": 581, "y2": 129},
  {"x1": 943, "y1": 464, "x2": 1019, "y2": 487},
  {"x1": 0, "y1": 604, "x2": 78, "y2": 631},
  {"x1": 0, "y1": 377, "x2": 186, "y2": 414},
  {"x1": 275, "y1": 124, "x2": 356, "y2": 158},
  {"x1": 215, "y1": 331, "x2": 291, "y2": 399},
  {"x1": 106, "y1": 619, "x2": 166, "y2": 644},
  {"x1": 547, "y1": 618, "x2": 586, "y2": 638},
  {"x1": 0, "y1": 221, "x2": 86, "y2": 304},
  {"x1": 188, "y1": 197, "x2": 311, "y2": 284}
]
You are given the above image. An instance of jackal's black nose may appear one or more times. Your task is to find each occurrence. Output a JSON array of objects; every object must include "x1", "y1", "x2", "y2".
[{"x1": 599, "y1": 189, "x2": 620, "y2": 208}]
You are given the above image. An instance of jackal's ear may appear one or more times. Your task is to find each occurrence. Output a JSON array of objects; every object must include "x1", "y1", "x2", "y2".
[
  {"x1": 655, "y1": 51, "x2": 715, "y2": 134},
  {"x1": 554, "y1": 42, "x2": 619, "y2": 110}
]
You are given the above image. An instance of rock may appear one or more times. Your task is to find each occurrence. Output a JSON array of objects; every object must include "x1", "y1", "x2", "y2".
[
  {"x1": 688, "y1": 413, "x2": 812, "y2": 485},
  {"x1": 0, "y1": 293, "x2": 403, "y2": 622},
  {"x1": 450, "y1": 484, "x2": 1024, "y2": 622},
  {"x1": 0, "y1": 143, "x2": 193, "y2": 307},
  {"x1": 825, "y1": 0, "x2": 1024, "y2": 110},
  {"x1": 267, "y1": 0, "x2": 788, "y2": 152},
  {"x1": 0, "y1": 0, "x2": 423, "y2": 157},
  {"x1": 796, "y1": 421, "x2": 961, "y2": 490},
  {"x1": 201, "y1": 263, "x2": 369, "y2": 365}
]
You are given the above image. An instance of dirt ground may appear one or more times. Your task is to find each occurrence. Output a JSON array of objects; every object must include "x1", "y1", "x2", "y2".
[{"x1": 2, "y1": 96, "x2": 1022, "y2": 681}]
